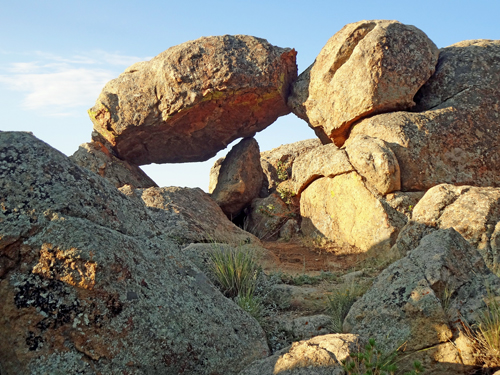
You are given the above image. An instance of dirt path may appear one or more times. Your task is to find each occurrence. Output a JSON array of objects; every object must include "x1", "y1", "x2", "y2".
[{"x1": 259, "y1": 238, "x2": 368, "y2": 276}]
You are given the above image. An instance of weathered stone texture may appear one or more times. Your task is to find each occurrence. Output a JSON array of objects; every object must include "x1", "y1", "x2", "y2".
[
  {"x1": 239, "y1": 334, "x2": 361, "y2": 375},
  {"x1": 344, "y1": 228, "x2": 500, "y2": 374},
  {"x1": 0, "y1": 132, "x2": 269, "y2": 375},
  {"x1": 288, "y1": 20, "x2": 438, "y2": 146},
  {"x1": 260, "y1": 138, "x2": 322, "y2": 196},
  {"x1": 300, "y1": 173, "x2": 407, "y2": 253},
  {"x1": 344, "y1": 134, "x2": 401, "y2": 195},
  {"x1": 70, "y1": 141, "x2": 157, "y2": 188},
  {"x1": 89, "y1": 35, "x2": 297, "y2": 165},
  {"x1": 291, "y1": 143, "x2": 353, "y2": 195},
  {"x1": 209, "y1": 137, "x2": 263, "y2": 218},
  {"x1": 120, "y1": 185, "x2": 260, "y2": 246},
  {"x1": 391, "y1": 184, "x2": 500, "y2": 269},
  {"x1": 351, "y1": 39, "x2": 500, "y2": 190}
]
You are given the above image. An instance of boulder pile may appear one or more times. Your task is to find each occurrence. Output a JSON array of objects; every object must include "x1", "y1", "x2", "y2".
[{"x1": 2, "y1": 18, "x2": 500, "y2": 374}]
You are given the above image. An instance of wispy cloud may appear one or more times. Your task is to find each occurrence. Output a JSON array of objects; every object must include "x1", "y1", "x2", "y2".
[{"x1": 0, "y1": 50, "x2": 151, "y2": 116}]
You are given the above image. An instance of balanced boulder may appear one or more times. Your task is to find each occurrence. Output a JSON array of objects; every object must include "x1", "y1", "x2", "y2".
[
  {"x1": 89, "y1": 35, "x2": 297, "y2": 165},
  {"x1": 288, "y1": 20, "x2": 439, "y2": 146}
]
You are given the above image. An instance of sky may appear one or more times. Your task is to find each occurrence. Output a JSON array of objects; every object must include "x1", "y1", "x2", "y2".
[{"x1": 1, "y1": 0, "x2": 499, "y2": 191}]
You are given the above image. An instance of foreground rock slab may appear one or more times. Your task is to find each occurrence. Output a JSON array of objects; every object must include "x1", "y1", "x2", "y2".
[
  {"x1": 288, "y1": 20, "x2": 438, "y2": 146},
  {"x1": 239, "y1": 334, "x2": 360, "y2": 375},
  {"x1": 0, "y1": 132, "x2": 269, "y2": 375},
  {"x1": 89, "y1": 35, "x2": 297, "y2": 165},
  {"x1": 351, "y1": 39, "x2": 500, "y2": 190},
  {"x1": 344, "y1": 228, "x2": 500, "y2": 374}
]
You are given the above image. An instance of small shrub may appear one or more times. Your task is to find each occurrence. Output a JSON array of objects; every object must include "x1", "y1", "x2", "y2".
[
  {"x1": 277, "y1": 186, "x2": 296, "y2": 205},
  {"x1": 276, "y1": 160, "x2": 289, "y2": 181},
  {"x1": 342, "y1": 338, "x2": 424, "y2": 375},
  {"x1": 328, "y1": 283, "x2": 367, "y2": 333},
  {"x1": 209, "y1": 246, "x2": 259, "y2": 298}
]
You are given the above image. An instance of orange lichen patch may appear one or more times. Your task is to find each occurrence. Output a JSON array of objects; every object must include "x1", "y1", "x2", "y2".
[{"x1": 32, "y1": 243, "x2": 97, "y2": 290}]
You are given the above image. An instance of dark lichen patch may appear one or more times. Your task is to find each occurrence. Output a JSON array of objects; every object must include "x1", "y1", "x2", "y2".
[
  {"x1": 14, "y1": 274, "x2": 83, "y2": 331},
  {"x1": 26, "y1": 331, "x2": 44, "y2": 351}
]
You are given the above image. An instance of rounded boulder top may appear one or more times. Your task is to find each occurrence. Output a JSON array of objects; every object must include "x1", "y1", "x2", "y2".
[{"x1": 88, "y1": 35, "x2": 297, "y2": 165}]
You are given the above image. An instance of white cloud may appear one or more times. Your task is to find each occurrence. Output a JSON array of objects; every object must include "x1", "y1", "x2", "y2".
[{"x1": 0, "y1": 50, "x2": 150, "y2": 116}]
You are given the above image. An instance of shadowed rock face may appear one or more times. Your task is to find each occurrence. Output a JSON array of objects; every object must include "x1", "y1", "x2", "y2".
[
  {"x1": 89, "y1": 35, "x2": 297, "y2": 165},
  {"x1": 209, "y1": 137, "x2": 263, "y2": 218},
  {"x1": 288, "y1": 20, "x2": 438, "y2": 146},
  {"x1": 351, "y1": 40, "x2": 500, "y2": 191},
  {"x1": 0, "y1": 132, "x2": 269, "y2": 375}
]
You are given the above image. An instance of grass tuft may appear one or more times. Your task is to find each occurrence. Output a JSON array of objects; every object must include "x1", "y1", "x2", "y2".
[{"x1": 327, "y1": 283, "x2": 367, "y2": 333}]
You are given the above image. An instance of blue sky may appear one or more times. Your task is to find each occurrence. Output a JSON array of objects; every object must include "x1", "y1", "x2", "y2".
[{"x1": 1, "y1": 0, "x2": 499, "y2": 190}]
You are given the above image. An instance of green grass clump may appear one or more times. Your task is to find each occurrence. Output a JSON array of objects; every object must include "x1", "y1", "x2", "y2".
[
  {"x1": 343, "y1": 338, "x2": 424, "y2": 375},
  {"x1": 328, "y1": 283, "x2": 367, "y2": 333},
  {"x1": 209, "y1": 246, "x2": 259, "y2": 298},
  {"x1": 209, "y1": 246, "x2": 262, "y2": 320}
]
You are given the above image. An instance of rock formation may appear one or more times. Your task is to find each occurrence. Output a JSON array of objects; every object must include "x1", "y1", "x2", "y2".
[
  {"x1": 0, "y1": 132, "x2": 268, "y2": 375},
  {"x1": 344, "y1": 228, "x2": 500, "y2": 374},
  {"x1": 391, "y1": 184, "x2": 500, "y2": 270},
  {"x1": 209, "y1": 137, "x2": 263, "y2": 218},
  {"x1": 239, "y1": 334, "x2": 361, "y2": 375},
  {"x1": 89, "y1": 35, "x2": 297, "y2": 165},
  {"x1": 70, "y1": 141, "x2": 157, "y2": 188},
  {"x1": 288, "y1": 20, "x2": 439, "y2": 146},
  {"x1": 351, "y1": 39, "x2": 500, "y2": 190}
]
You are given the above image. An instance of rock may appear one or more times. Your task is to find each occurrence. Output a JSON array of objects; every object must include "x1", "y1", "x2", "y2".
[
  {"x1": 344, "y1": 228, "x2": 500, "y2": 373},
  {"x1": 209, "y1": 137, "x2": 263, "y2": 218},
  {"x1": 300, "y1": 173, "x2": 407, "y2": 253},
  {"x1": 383, "y1": 191, "x2": 426, "y2": 218},
  {"x1": 344, "y1": 134, "x2": 401, "y2": 195},
  {"x1": 239, "y1": 334, "x2": 361, "y2": 375},
  {"x1": 89, "y1": 35, "x2": 297, "y2": 165},
  {"x1": 351, "y1": 39, "x2": 500, "y2": 190},
  {"x1": 281, "y1": 315, "x2": 333, "y2": 341},
  {"x1": 119, "y1": 185, "x2": 259, "y2": 246},
  {"x1": 260, "y1": 139, "x2": 322, "y2": 196},
  {"x1": 391, "y1": 184, "x2": 500, "y2": 270},
  {"x1": 70, "y1": 141, "x2": 157, "y2": 189},
  {"x1": 245, "y1": 193, "x2": 293, "y2": 240},
  {"x1": 288, "y1": 20, "x2": 439, "y2": 146},
  {"x1": 0, "y1": 132, "x2": 269, "y2": 375},
  {"x1": 279, "y1": 219, "x2": 300, "y2": 241},
  {"x1": 291, "y1": 143, "x2": 353, "y2": 195}
]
